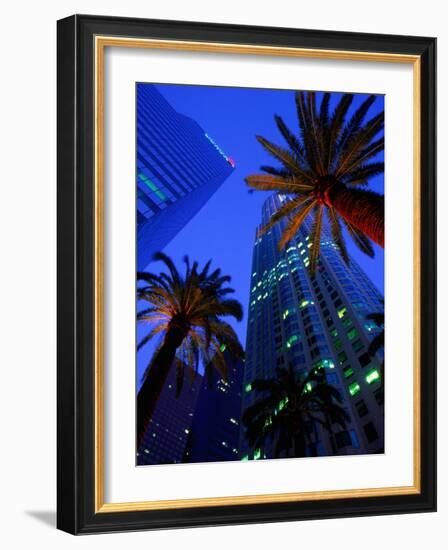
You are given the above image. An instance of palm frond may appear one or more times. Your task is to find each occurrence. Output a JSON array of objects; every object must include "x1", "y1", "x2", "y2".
[
  {"x1": 343, "y1": 220, "x2": 375, "y2": 257},
  {"x1": 278, "y1": 199, "x2": 316, "y2": 249},
  {"x1": 308, "y1": 205, "x2": 324, "y2": 275},
  {"x1": 327, "y1": 208, "x2": 350, "y2": 265}
]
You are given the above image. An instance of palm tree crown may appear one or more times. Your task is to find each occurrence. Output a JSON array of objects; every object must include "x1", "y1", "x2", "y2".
[
  {"x1": 242, "y1": 365, "x2": 349, "y2": 458},
  {"x1": 136, "y1": 253, "x2": 244, "y2": 447},
  {"x1": 246, "y1": 91, "x2": 384, "y2": 274}
]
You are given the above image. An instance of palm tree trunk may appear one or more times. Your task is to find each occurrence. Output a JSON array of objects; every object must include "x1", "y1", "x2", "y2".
[
  {"x1": 326, "y1": 184, "x2": 384, "y2": 247},
  {"x1": 137, "y1": 327, "x2": 184, "y2": 449},
  {"x1": 293, "y1": 433, "x2": 306, "y2": 457}
]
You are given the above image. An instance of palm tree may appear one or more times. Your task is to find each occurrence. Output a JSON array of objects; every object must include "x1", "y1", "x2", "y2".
[
  {"x1": 242, "y1": 365, "x2": 349, "y2": 458},
  {"x1": 246, "y1": 91, "x2": 384, "y2": 273},
  {"x1": 136, "y1": 252, "x2": 244, "y2": 447}
]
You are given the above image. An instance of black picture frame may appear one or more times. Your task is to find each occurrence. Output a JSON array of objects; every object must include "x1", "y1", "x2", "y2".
[{"x1": 57, "y1": 14, "x2": 436, "y2": 534}]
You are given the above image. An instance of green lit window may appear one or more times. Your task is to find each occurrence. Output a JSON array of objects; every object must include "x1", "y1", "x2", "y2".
[
  {"x1": 245, "y1": 383, "x2": 252, "y2": 393},
  {"x1": 286, "y1": 335, "x2": 299, "y2": 348},
  {"x1": 330, "y1": 328, "x2": 338, "y2": 338},
  {"x1": 366, "y1": 369, "x2": 381, "y2": 384},
  {"x1": 338, "y1": 307, "x2": 347, "y2": 319},
  {"x1": 314, "y1": 358, "x2": 335, "y2": 370},
  {"x1": 264, "y1": 416, "x2": 273, "y2": 428},
  {"x1": 348, "y1": 382, "x2": 361, "y2": 396},
  {"x1": 220, "y1": 343, "x2": 226, "y2": 352},
  {"x1": 276, "y1": 397, "x2": 289, "y2": 412},
  {"x1": 334, "y1": 338, "x2": 342, "y2": 351},
  {"x1": 303, "y1": 382, "x2": 313, "y2": 393},
  {"x1": 138, "y1": 173, "x2": 167, "y2": 201},
  {"x1": 347, "y1": 328, "x2": 358, "y2": 341},
  {"x1": 241, "y1": 455, "x2": 249, "y2": 461},
  {"x1": 254, "y1": 448, "x2": 262, "y2": 460},
  {"x1": 343, "y1": 366, "x2": 354, "y2": 378},
  {"x1": 342, "y1": 317, "x2": 353, "y2": 327}
]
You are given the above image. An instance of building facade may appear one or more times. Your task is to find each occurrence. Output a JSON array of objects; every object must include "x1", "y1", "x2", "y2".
[
  {"x1": 136, "y1": 84, "x2": 235, "y2": 270},
  {"x1": 137, "y1": 366, "x2": 203, "y2": 466},
  {"x1": 185, "y1": 353, "x2": 244, "y2": 463},
  {"x1": 240, "y1": 194, "x2": 384, "y2": 460}
]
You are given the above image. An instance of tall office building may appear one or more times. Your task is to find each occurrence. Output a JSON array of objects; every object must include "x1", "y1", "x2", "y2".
[
  {"x1": 136, "y1": 84, "x2": 235, "y2": 270},
  {"x1": 240, "y1": 194, "x2": 384, "y2": 460},
  {"x1": 137, "y1": 366, "x2": 203, "y2": 466},
  {"x1": 185, "y1": 353, "x2": 245, "y2": 463}
]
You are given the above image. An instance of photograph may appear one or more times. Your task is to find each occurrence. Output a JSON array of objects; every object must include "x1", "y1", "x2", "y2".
[{"x1": 135, "y1": 83, "x2": 385, "y2": 466}]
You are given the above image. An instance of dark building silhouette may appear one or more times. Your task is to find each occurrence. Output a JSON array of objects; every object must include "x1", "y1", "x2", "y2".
[
  {"x1": 137, "y1": 366, "x2": 203, "y2": 465},
  {"x1": 185, "y1": 353, "x2": 245, "y2": 463},
  {"x1": 240, "y1": 194, "x2": 384, "y2": 460},
  {"x1": 136, "y1": 84, "x2": 235, "y2": 270}
]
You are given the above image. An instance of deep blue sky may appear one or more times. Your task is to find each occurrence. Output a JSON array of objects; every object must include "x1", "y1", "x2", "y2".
[{"x1": 137, "y1": 84, "x2": 384, "y2": 382}]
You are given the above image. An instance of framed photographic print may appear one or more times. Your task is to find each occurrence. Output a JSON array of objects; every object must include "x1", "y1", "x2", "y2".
[{"x1": 57, "y1": 14, "x2": 436, "y2": 534}]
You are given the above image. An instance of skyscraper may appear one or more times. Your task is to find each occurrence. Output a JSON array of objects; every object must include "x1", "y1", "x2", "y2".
[
  {"x1": 185, "y1": 353, "x2": 244, "y2": 463},
  {"x1": 137, "y1": 84, "x2": 235, "y2": 270},
  {"x1": 240, "y1": 194, "x2": 384, "y2": 460},
  {"x1": 137, "y1": 367, "x2": 203, "y2": 466}
]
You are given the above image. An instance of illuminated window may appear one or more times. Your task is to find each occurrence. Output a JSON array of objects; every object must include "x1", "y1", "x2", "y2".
[
  {"x1": 241, "y1": 455, "x2": 249, "y2": 461},
  {"x1": 348, "y1": 382, "x2": 361, "y2": 396},
  {"x1": 264, "y1": 416, "x2": 273, "y2": 428},
  {"x1": 138, "y1": 172, "x2": 167, "y2": 201},
  {"x1": 314, "y1": 358, "x2": 335, "y2": 369},
  {"x1": 366, "y1": 369, "x2": 381, "y2": 384},
  {"x1": 286, "y1": 335, "x2": 299, "y2": 348},
  {"x1": 254, "y1": 448, "x2": 262, "y2": 460},
  {"x1": 303, "y1": 382, "x2": 313, "y2": 393},
  {"x1": 277, "y1": 397, "x2": 289, "y2": 411},
  {"x1": 338, "y1": 307, "x2": 347, "y2": 319},
  {"x1": 347, "y1": 328, "x2": 358, "y2": 341},
  {"x1": 245, "y1": 383, "x2": 252, "y2": 393},
  {"x1": 343, "y1": 366, "x2": 354, "y2": 379}
]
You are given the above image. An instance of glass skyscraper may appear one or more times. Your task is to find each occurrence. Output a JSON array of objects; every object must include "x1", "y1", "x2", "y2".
[
  {"x1": 136, "y1": 84, "x2": 235, "y2": 270},
  {"x1": 240, "y1": 194, "x2": 384, "y2": 460},
  {"x1": 137, "y1": 366, "x2": 203, "y2": 466},
  {"x1": 185, "y1": 354, "x2": 244, "y2": 463}
]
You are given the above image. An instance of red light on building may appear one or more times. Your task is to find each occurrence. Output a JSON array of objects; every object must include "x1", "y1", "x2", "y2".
[{"x1": 227, "y1": 157, "x2": 235, "y2": 168}]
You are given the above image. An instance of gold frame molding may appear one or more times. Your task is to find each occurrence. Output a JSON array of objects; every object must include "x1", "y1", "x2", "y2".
[{"x1": 94, "y1": 36, "x2": 421, "y2": 514}]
